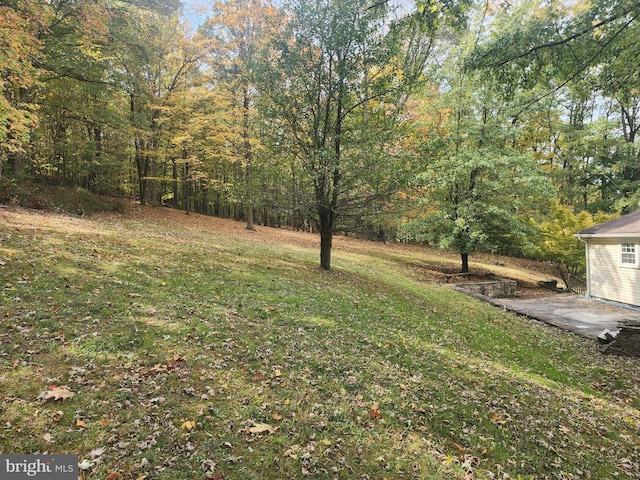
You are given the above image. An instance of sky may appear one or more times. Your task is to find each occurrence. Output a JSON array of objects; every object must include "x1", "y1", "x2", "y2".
[{"x1": 181, "y1": 0, "x2": 211, "y2": 30}]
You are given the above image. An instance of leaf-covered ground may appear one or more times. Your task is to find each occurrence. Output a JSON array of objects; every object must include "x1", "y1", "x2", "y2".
[{"x1": 1, "y1": 206, "x2": 639, "y2": 480}]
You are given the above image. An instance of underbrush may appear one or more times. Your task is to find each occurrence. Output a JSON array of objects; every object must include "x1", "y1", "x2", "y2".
[{"x1": 0, "y1": 179, "x2": 129, "y2": 215}]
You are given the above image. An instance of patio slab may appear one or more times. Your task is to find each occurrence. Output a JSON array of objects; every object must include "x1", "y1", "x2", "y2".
[{"x1": 455, "y1": 289, "x2": 640, "y2": 339}]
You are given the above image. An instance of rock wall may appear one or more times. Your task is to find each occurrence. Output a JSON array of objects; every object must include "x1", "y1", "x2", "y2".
[
  {"x1": 605, "y1": 320, "x2": 640, "y2": 357},
  {"x1": 455, "y1": 280, "x2": 517, "y2": 299}
]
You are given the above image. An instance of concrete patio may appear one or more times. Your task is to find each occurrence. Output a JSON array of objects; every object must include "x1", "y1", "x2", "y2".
[{"x1": 456, "y1": 289, "x2": 640, "y2": 339}]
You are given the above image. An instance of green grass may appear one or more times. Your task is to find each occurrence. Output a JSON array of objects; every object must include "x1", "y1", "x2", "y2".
[{"x1": 1, "y1": 206, "x2": 639, "y2": 479}]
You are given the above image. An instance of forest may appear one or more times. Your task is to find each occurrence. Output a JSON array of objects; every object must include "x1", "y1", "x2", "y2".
[{"x1": 1, "y1": 0, "x2": 639, "y2": 275}]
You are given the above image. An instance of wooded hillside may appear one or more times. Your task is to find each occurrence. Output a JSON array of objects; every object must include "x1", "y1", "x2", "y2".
[{"x1": 2, "y1": 0, "x2": 638, "y2": 271}]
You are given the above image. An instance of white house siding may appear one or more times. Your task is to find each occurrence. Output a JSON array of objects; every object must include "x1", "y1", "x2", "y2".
[{"x1": 587, "y1": 238, "x2": 640, "y2": 306}]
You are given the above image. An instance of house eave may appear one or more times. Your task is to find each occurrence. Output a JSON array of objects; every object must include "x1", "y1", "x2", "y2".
[{"x1": 575, "y1": 233, "x2": 640, "y2": 239}]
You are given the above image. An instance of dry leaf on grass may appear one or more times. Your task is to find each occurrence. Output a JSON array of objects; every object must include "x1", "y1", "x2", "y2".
[
  {"x1": 78, "y1": 459, "x2": 94, "y2": 470},
  {"x1": 247, "y1": 423, "x2": 278, "y2": 434},
  {"x1": 147, "y1": 355, "x2": 186, "y2": 374},
  {"x1": 180, "y1": 420, "x2": 196, "y2": 431},
  {"x1": 89, "y1": 447, "x2": 105, "y2": 458},
  {"x1": 41, "y1": 386, "x2": 75, "y2": 401}
]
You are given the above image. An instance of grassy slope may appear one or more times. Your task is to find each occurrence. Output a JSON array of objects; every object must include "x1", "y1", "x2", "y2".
[{"x1": 1, "y1": 206, "x2": 639, "y2": 480}]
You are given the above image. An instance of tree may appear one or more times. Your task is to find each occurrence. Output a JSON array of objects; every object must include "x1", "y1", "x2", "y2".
[
  {"x1": 110, "y1": 4, "x2": 206, "y2": 205},
  {"x1": 0, "y1": 1, "x2": 47, "y2": 178},
  {"x1": 465, "y1": 0, "x2": 640, "y2": 214},
  {"x1": 402, "y1": 67, "x2": 552, "y2": 272},
  {"x1": 405, "y1": 148, "x2": 551, "y2": 273},
  {"x1": 202, "y1": 0, "x2": 278, "y2": 229},
  {"x1": 536, "y1": 201, "x2": 615, "y2": 290},
  {"x1": 466, "y1": 0, "x2": 640, "y2": 91},
  {"x1": 259, "y1": 0, "x2": 448, "y2": 270}
]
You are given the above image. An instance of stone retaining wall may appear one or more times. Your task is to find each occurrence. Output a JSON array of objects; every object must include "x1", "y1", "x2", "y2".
[
  {"x1": 455, "y1": 280, "x2": 517, "y2": 298},
  {"x1": 605, "y1": 320, "x2": 640, "y2": 357}
]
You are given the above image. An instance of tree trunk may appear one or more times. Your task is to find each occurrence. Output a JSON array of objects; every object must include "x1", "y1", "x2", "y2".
[
  {"x1": 246, "y1": 204, "x2": 254, "y2": 230},
  {"x1": 172, "y1": 158, "x2": 178, "y2": 208},
  {"x1": 135, "y1": 139, "x2": 148, "y2": 206},
  {"x1": 149, "y1": 158, "x2": 159, "y2": 205},
  {"x1": 319, "y1": 216, "x2": 333, "y2": 270},
  {"x1": 243, "y1": 85, "x2": 255, "y2": 231},
  {"x1": 12, "y1": 150, "x2": 25, "y2": 178},
  {"x1": 184, "y1": 161, "x2": 191, "y2": 215},
  {"x1": 461, "y1": 252, "x2": 469, "y2": 273}
]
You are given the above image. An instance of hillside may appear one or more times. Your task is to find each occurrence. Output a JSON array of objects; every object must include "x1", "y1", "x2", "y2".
[{"x1": 1, "y1": 205, "x2": 638, "y2": 479}]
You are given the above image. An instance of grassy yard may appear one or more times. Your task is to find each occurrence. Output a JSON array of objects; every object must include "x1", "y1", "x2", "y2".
[{"x1": 1, "y1": 206, "x2": 639, "y2": 480}]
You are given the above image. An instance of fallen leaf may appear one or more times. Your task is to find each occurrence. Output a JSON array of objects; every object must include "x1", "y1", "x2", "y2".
[
  {"x1": 274, "y1": 369, "x2": 282, "y2": 377},
  {"x1": 248, "y1": 423, "x2": 277, "y2": 434},
  {"x1": 206, "y1": 474, "x2": 224, "y2": 480},
  {"x1": 370, "y1": 402, "x2": 381, "y2": 420},
  {"x1": 90, "y1": 447, "x2": 105, "y2": 458},
  {"x1": 181, "y1": 420, "x2": 196, "y2": 432},
  {"x1": 167, "y1": 355, "x2": 185, "y2": 370},
  {"x1": 43, "y1": 433, "x2": 54, "y2": 443},
  {"x1": 490, "y1": 412, "x2": 507, "y2": 425},
  {"x1": 271, "y1": 413, "x2": 282, "y2": 421},
  {"x1": 78, "y1": 459, "x2": 94, "y2": 470},
  {"x1": 41, "y1": 386, "x2": 75, "y2": 402},
  {"x1": 283, "y1": 444, "x2": 301, "y2": 458},
  {"x1": 52, "y1": 411, "x2": 64, "y2": 422},
  {"x1": 76, "y1": 419, "x2": 86, "y2": 428},
  {"x1": 105, "y1": 473, "x2": 120, "y2": 480},
  {"x1": 147, "y1": 363, "x2": 166, "y2": 374}
]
